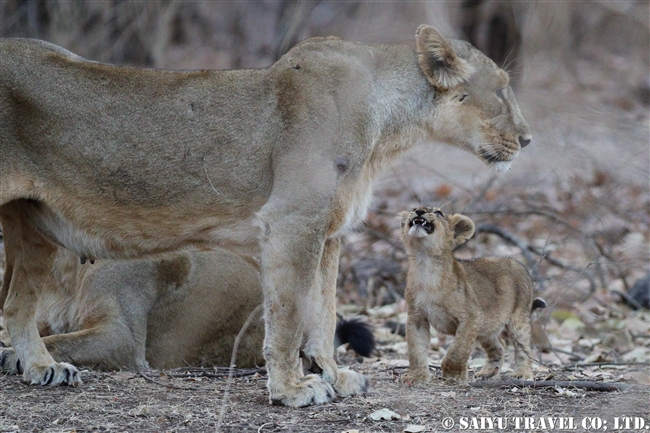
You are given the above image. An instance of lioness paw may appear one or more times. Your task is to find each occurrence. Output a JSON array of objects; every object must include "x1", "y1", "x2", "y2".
[
  {"x1": 24, "y1": 362, "x2": 82, "y2": 386},
  {"x1": 334, "y1": 369, "x2": 368, "y2": 397},
  {"x1": 0, "y1": 347, "x2": 21, "y2": 373},
  {"x1": 270, "y1": 374, "x2": 335, "y2": 407}
]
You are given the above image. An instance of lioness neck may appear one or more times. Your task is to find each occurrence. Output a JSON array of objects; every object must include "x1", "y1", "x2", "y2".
[{"x1": 364, "y1": 43, "x2": 437, "y2": 176}]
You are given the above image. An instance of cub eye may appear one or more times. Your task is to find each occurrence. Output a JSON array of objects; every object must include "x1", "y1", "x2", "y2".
[
  {"x1": 434, "y1": 211, "x2": 444, "y2": 217},
  {"x1": 459, "y1": 94, "x2": 468, "y2": 102},
  {"x1": 496, "y1": 88, "x2": 507, "y2": 100}
]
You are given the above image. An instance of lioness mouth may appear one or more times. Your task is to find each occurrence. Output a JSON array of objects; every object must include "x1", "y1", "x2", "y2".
[{"x1": 410, "y1": 217, "x2": 434, "y2": 234}]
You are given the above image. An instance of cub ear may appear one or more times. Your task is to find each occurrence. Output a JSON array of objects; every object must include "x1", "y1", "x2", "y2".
[
  {"x1": 449, "y1": 214, "x2": 475, "y2": 246},
  {"x1": 415, "y1": 24, "x2": 474, "y2": 89}
]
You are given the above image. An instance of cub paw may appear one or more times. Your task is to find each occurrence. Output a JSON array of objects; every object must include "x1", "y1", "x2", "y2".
[
  {"x1": 510, "y1": 368, "x2": 534, "y2": 380},
  {"x1": 475, "y1": 363, "x2": 500, "y2": 380},
  {"x1": 334, "y1": 369, "x2": 368, "y2": 397},
  {"x1": 270, "y1": 374, "x2": 335, "y2": 407},
  {"x1": 441, "y1": 358, "x2": 468, "y2": 382},
  {"x1": 24, "y1": 362, "x2": 82, "y2": 386},
  {"x1": 403, "y1": 370, "x2": 432, "y2": 384}
]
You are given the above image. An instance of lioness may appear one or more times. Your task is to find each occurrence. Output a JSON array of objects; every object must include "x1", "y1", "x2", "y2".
[
  {"x1": 0, "y1": 247, "x2": 373, "y2": 371},
  {"x1": 0, "y1": 247, "x2": 264, "y2": 372},
  {"x1": 400, "y1": 207, "x2": 545, "y2": 382},
  {"x1": 0, "y1": 25, "x2": 531, "y2": 406}
]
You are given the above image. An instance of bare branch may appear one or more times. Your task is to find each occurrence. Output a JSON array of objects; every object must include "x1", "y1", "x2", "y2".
[{"x1": 469, "y1": 379, "x2": 634, "y2": 392}]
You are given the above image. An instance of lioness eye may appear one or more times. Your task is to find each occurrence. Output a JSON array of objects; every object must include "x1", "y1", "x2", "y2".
[
  {"x1": 434, "y1": 211, "x2": 444, "y2": 217},
  {"x1": 459, "y1": 94, "x2": 468, "y2": 102}
]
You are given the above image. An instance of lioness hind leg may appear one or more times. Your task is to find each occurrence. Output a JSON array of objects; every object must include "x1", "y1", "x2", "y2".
[
  {"x1": 474, "y1": 334, "x2": 504, "y2": 380},
  {"x1": 0, "y1": 201, "x2": 81, "y2": 386},
  {"x1": 508, "y1": 318, "x2": 535, "y2": 380},
  {"x1": 303, "y1": 238, "x2": 367, "y2": 397}
]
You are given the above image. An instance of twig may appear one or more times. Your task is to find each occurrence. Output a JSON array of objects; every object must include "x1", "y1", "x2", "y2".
[
  {"x1": 541, "y1": 346, "x2": 586, "y2": 361},
  {"x1": 362, "y1": 226, "x2": 405, "y2": 253},
  {"x1": 469, "y1": 379, "x2": 634, "y2": 392},
  {"x1": 611, "y1": 289, "x2": 643, "y2": 311},
  {"x1": 168, "y1": 367, "x2": 266, "y2": 379},
  {"x1": 136, "y1": 371, "x2": 199, "y2": 391},
  {"x1": 216, "y1": 304, "x2": 263, "y2": 432},
  {"x1": 474, "y1": 223, "x2": 539, "y2": 275},
  {"x1": 474, "y1": 223, "x2": 597, "y2": 292},
  {"x1": 560, "y1": 361, "x2": 650, "y2": 370}
]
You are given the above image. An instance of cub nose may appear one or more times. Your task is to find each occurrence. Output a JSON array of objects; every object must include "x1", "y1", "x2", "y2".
[
  {"x1": 518, "y1": 135, "x2": 532, "y2": 148},
  {"x1": 415, "y1": 209, "x2": 425, "y2": 216}
]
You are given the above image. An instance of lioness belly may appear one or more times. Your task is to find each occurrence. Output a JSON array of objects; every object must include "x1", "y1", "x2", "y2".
[{"x1": 26, "y1": 198, "x2": 265, "y2": 259}]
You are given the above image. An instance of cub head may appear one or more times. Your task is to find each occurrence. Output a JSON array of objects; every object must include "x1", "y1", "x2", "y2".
[
  {"x1": 400, "y1": 206, "x2": 475, "y2": 255},
  {"x1": 415, "y1": 24, "x2": 532, "y2": 171}
]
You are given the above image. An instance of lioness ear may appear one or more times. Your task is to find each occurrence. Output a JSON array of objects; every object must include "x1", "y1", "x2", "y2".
[
  {"x1": 449, "y1": 214, "x2": 475, "y2": 246},
  {"x1": 415, "y1": 24, "x2": 474, "y2": 89}
]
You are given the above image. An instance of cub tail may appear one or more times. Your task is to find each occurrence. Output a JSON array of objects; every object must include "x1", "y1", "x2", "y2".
[
  {"x1": 531, "y1": 297, "x2": 547, "y2": 312},
  {"x1": 335, "y1": 316, "x2": 376, "y2": 357}
]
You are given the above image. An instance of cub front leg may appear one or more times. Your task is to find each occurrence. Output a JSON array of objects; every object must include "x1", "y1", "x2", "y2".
[
  {"x1": 302, "y1": 238, "x2": 368, "y2": 397},
  {"x1": 0, "y1": 202, "x2": 82, "y2": 386},
  {"x1": 441, "y1": 319, "x2": 480, "y2": 382},
  {"x1": 259, "y1": 214, "x2": 336, "y2": 407},
  {"x1": 405, "y1": 311, "x2": 432, "y2": 383}
]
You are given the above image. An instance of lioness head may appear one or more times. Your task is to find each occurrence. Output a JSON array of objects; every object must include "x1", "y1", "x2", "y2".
[
  {"x1": 415, "y1": 25, "x2": 532, "y2": 171},
  {"x1": 400, "y1": 206, "x2": 475, "y2": 255}
]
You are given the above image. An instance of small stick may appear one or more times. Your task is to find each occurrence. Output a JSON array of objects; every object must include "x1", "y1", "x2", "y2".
[
  {"x1": 216, "y1": 304, "x2": 263, "y2": 432},
  {"x1": 469, "y1": 379, "x2": 634, "y2": 392},
  {"x1": 611, "y1": 289, "x2": 643, "y2": 311},
  {"x1": 561, "y1": 361, "x2": 650, "y2": 370},
  {"x1": 136, "y1": 371, "x2": 199, "y2": 391}
]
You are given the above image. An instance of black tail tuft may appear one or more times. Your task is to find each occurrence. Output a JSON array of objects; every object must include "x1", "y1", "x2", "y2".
[
  {"x1": 335, "y1": 317, "x2": 376, "y2": 357},
  {"x1": 532, "y1": 297, "x2": 547, "y2": 311}
]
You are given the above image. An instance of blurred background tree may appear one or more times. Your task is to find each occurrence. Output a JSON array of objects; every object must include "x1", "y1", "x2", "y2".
[{"x1": 1, "y1": 0, "x2": 648, "y2": 309}]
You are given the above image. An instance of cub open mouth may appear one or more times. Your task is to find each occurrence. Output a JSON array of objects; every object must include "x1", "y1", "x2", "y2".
[{"x1": 410, "y1": 217, "x2": 434, "y2": 234}]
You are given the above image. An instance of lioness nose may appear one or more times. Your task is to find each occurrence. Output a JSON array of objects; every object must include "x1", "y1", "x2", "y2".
[
  {"x1": 415, "y1": 209, "x2": 425, "y2": 216},
  {"x1": 518, "y1": 135, "x2": 531, "y2": 148}
]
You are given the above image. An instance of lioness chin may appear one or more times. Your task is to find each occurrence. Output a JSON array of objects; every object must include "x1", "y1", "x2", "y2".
[
  {"x1": 1, "y1": 24, "x2": 530, "y2": 406},
  {"x1": 400, "y1": 207, "x2": 545, "y2": 382}
]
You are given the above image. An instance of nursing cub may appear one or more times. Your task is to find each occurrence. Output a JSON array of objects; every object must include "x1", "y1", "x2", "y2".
[{"x1": 400, "y1": 207, "x2": 545, "y2": 382}]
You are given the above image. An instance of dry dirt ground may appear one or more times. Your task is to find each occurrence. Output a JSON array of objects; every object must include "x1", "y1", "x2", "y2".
[{"x1": 1, "y1": 357, "x2": 649, "y2": 433}]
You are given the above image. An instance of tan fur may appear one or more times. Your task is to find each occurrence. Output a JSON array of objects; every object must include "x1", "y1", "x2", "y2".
[
  {"x1": 0, "y1": 26, "x2": 531, "y2": 406},
  {"x1": 401, "y1": 207, "x2": 539, "y2": 382},
  {"x1": 0, "y1": 247, "x2": 264, "y2": 372}
]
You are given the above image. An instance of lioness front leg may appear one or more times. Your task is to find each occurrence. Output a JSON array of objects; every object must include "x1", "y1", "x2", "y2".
[
  {"x1": 259, "y1": 214, "x2": 337, "y2": 407},
  {"x1": 0, "y1": 201, "x2": 81, "y2": 386},
  {"x1": 405, "y1": 312, "x2": 432, "y2": 383},
  {"x1": 302, "y1": 238, "x2": 367, "y2": 397}
]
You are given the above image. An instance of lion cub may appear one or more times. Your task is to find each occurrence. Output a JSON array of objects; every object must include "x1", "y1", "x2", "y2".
[{"x1": 400, "y1": 207, "x2": 545, "y2": 382}]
